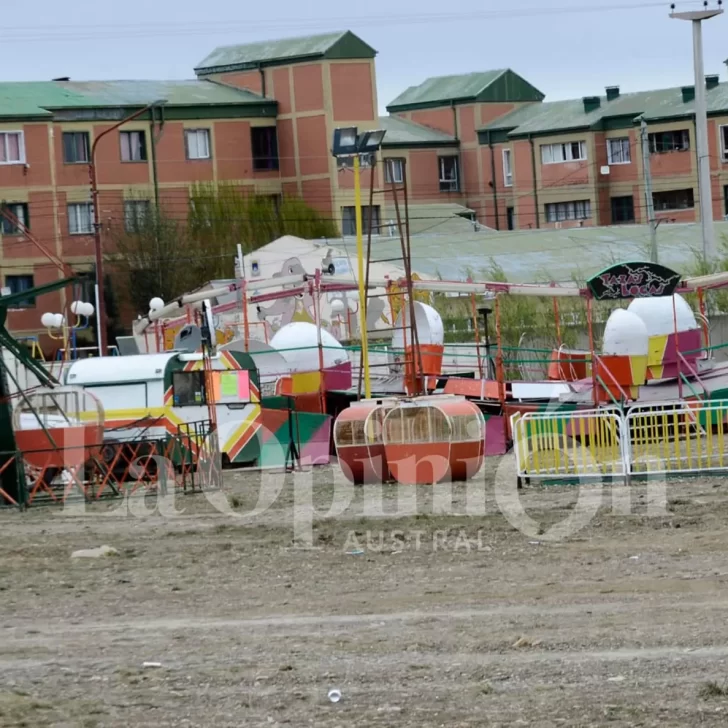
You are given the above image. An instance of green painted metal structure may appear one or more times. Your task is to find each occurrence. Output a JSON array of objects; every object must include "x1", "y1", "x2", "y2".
[
  {"x1": 0, "y1": 277, "x2": 75, "y2": 504},
  {"x1": 387, "y1": 69, "x2": 545, "y2": 113},
  {"x1": 195, "y1": 30, "x2": 377, "y2": 75},
  {"x1": 0, "y1": 80, "x2": 276, "y2": 123},
  {"x1": 379, "y1": 115, "x2": 458, "y2": 149},
  {"x1": 478, "y1": 78, "x2": 728, "y2": 140}
]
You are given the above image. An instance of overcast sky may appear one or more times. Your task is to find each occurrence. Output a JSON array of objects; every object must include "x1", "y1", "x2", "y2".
[{"x1": 5, "y1": 0, "x2": 726, "y2": 111}]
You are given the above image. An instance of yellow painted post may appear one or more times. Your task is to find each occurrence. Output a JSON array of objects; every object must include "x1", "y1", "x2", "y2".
[
  {"x1": 719, "y1": 405, "x2": 725, "y2": 468},
  {"x1": 354, "y1": 155, "x2": 371, "y2": 399},
  {"x1": 673, "y1": 411, "x2": 680, "y2": 468},
  {"x1": 610, "y1": 416, "x2": 617, "y2": 473},
  {"x1": 579, "y1": 416, "x2": 587, "y2": 473},
  {"x1": 706, "y1": 407, "x2": 713, "y2": 467},
  {"x1": 685, "y1": 411, "x2": 692, "y2": 470}
]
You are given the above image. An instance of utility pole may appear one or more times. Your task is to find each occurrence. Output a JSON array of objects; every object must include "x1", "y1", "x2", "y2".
[
  {"x1": 671, "y1": 2, "x2": 723, "y2": 262},
  {"x1": 89, "y1": 98, "x2": 166, "y2": 356},
  {"x1": 640, "y1": 119, "x2": 658, "y2": 263}
]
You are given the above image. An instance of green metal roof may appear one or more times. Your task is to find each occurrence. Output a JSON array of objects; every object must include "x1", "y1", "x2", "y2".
[
  {"x1": 480, "y1": 80, "x2": 728, "y2": 138},
  {"x1": 54, "y1": 80, "x2": 268, "y2": 107},
  {"x1": 195, "y1": 30, "x2": 376, "y2": 75},
  {"x1": 0, "y1": 80, "x2": 272, "y2": 119},
  {"x1": 387, "y1": 69, "x2": 545, "y2": 112},
  {"x1": 0, "y1": 83, "x2": 86, "y2": 118},
  {"x1": 379, "y1": 115, "x2": 457, "y2": 148}
]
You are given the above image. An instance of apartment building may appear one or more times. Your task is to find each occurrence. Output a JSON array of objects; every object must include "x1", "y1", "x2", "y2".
[
  {"x1": 0, "y1": 31, "x2": 380, "y2": 337},
  {"x1": 383, "y1": 69, "x2": 728, "y2": 233}
]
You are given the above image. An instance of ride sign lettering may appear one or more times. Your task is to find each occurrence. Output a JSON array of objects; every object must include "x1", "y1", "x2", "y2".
[{"x1": 586, "y1": 261, "x2": 682, "y2": 300}]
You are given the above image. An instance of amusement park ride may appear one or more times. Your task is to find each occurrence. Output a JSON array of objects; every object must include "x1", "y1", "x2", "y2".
[{"x1": 3, "y1": 254, "x2": 728, "y2": 506}]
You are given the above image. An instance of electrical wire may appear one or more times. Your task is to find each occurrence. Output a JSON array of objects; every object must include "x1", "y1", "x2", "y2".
[{"x1": 0, "y1": 2, "x2": 705, "y2": 43}]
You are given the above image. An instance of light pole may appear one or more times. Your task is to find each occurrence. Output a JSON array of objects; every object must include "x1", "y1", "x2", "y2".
[
  {"x1": 89, "y1": 99, "x2": 167, "y2": 356},
  {"x1": 41, "y1": 301, "x2": 94, "y2": 360},
  {"x1": 671, "y1": 1, "x2": 723, "y2": 262},
  {"x1": 331, "y1": 126, "x2": 386, "y2": 399}
]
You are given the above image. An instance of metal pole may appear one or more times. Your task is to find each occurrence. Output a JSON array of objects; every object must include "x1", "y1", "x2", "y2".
[
  {"x1": 640, "y1": 119, "x2": 658, "y2": 263},
  {"x1": 356, "y1": 156, "x2": 377, "y2": 400},
  {"x1": 353, "y1": 155, "x2": 371, "y2": 399},
  {"x1": 89, "y1": 99, "x2": 166, "y2": 356},
  {"x1": 94, "y1": 283, "x2": 102, "y2": 357},
  {"x1": 692, "y1": 18, "x2": 716, "y2": 261},
  {"x1": 671, "y1": 7, "x2": 723, "y2": 261}
]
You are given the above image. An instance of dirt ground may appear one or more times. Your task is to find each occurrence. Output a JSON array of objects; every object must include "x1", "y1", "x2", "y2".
[{"x1": 3, "y1": 459, "x2": 728, "y2": 727}]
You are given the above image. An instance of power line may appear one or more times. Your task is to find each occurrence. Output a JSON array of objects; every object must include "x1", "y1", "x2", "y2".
[{"x1": 0, "y1": 2, "x2": 704, "y2": 43}]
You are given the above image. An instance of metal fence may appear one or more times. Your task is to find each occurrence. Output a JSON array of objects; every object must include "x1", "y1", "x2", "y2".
[
  {"x1": 0, "y1": 419, "x2": 221, "y2": 508},
  {"x1": 512, "y1": 400, "x2": 728, "y2": 483},
  {"x1": 512, "y1": 407, "x2": 627, "y2": 482}
]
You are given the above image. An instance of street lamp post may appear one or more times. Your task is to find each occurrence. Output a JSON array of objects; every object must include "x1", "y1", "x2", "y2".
[
  {"x1": 671, "y1": 1, "x2": 723, "y2": 262},
  {"x1": 331, "y1": 127, "x2": 386, "y2": 399},
  {"x1": 89, "y1": 99, "x2": 167, "y2": 356}
]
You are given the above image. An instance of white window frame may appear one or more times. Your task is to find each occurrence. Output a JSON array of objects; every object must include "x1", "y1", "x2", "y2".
[
  {"x1": 384, "y1": 158, "x2": 404, "y2": 184},
  {"x1": 540, "y1": 141, "x2": 587, "y2": 165},
  {"x1": 0, "y1": 131, "x2": 26, "y2": 165},
  {"x1": 124, "y1": 199, "x2": 151, "y2": 233},
  {"x1": 607, "y1": 137, "x2": 631, "y2": 165},
  {"x1": 68, "y1": 203, "x2": 94, "y2": 235},
  {"x1": 185, "y1": 129, "x2": 211, "y2": 160},
  {"x1": 502, "y1": 148, "x2": 513, "y2": 187},
  {"x1": 720, "y1": 125, "x2": 728, "y2": 162},
  {"x1": 120, "y1": 130, "x2": 147, "y2": 162},
  {"x1": 439, "y1": 155, "x2": 460, "y2": 192},
  {"x1": 1, "y1": 202, "x2": 28, "y2": 235},
  {"x1": 545, "y1": 200, "x2": 592, "y2": 223}
]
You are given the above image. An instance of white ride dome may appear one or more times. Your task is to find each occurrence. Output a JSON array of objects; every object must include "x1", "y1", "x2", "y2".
[
  {"x1": 627, "y1": 294, "x2": 698, "y2": 336},
  {"x1": 270, "y1": 322, "x2": 348, "y2": 373},
  {"x1": 392, "y1": 302, "x2": 444, "y2": 349},
  {"x1": 603, "y1": 309, "x2": 649, "y2": 356}
]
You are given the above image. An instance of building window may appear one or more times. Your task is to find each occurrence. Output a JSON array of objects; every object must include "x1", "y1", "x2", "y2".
[
  {"x1": 4, "y1": 274, "x2": 35, "y2": 308},
  {"x1": 251, "y1": 127, "x2": 279, "y2": 171},
  {"x1": 384, "y1": 158, "x2": 404, "y2": 184},
  {"x1": 342, "y1": 205, "x2": 381, "y2": 236},
  {"x1": 648, "y1": 130, "x2": 690, "y2": 153},
  {"x1": 124, "y1": 200, "x2": 151, "y2": 233},
  {"x1": 545, "y1": 200, "x2": 592, "y2": 222},
  {"x1": 185, "y1": 129, "x2": 211, "y2": 160},
  {"x1": 607, "y1": 138, "x2": 631, "y2": 165},
  {"x1": 63, "y1": 132, "x2": 90, "y2": 164},
  {"x1": 439, "y1": 156, "x2": 460, "y2": 192},
  {"x1": 502, "y1": 148, "x2": 513, "y2": 187},
  {"x1": 68, "y1": 203, "x2": 94, "y2": 234},
  {"x1": 1, "y1": 202, "x2": 29, "y2": 235},
  {"x1": 541, "y1": 141, "x2": 587, "y2": 164},
  {"x1": 120, "y1": 131, "x2": 147, "y2": 162},
  {"x1": 611, "y1": 196, "x2": 635, "y2": 223},
  {"x1": 0, "y1": 131, "x2": 25, "y2": 164},
  {"x1": 653, "y1": 188, "x2": 694, "y2": 211},
  {"x1": 720, "y1": 126, "x2": 728, "y2": 162}
]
